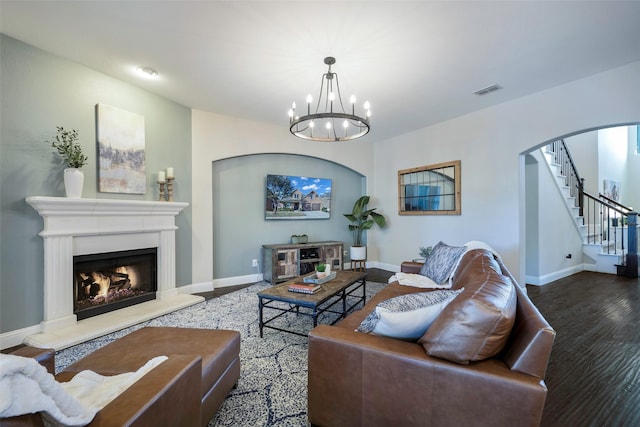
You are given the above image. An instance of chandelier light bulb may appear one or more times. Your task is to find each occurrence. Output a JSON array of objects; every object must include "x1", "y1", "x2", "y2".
[
  {"x1": 292, "y1": 101, "x2": 296, "y2": 109},
  {"x1": 364, "y1": 101, "x2": 370, "y2": 110},
  {"x1": 350, "y1": 95, "x2": 356, "y2": 104},
  {"x1": 306, "y1": 94, "x2": 313, "y2": 103},
  {"x1": 309, "y1": 121, "x2": 315, "y2": 128},
  {"x1": 326, "y1": 121, "x2": 332, "y2": 130},
  {"x1": 367, "y1": 110, "x2": 371, "y2": 118},
  {"x1": 343, "y1": 120, "x2": 349, "y2": 128},
  {"x1": 329, "y1": 92, "x2": 335, "y2": 102},
  {"x1": 288, "y1": 109, "x2": 294, "y2": 118}
]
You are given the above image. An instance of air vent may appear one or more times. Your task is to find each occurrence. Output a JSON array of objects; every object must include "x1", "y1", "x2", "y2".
[{"x1": 473, "y1": 84, "x2": 503, "y2": 96}]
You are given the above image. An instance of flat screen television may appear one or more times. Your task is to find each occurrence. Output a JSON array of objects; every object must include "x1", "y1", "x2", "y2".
[{"x1": 265, "y1": 174, "x2": 332, "y2": 220}]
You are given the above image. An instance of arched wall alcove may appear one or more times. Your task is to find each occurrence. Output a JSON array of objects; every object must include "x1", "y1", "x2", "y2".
[
  {"x1": 521, "y1": 123, "x2": 639, "y2": 285},
  {"x1": 211, "y1": 153, "x2": 366, "y2": 280}
]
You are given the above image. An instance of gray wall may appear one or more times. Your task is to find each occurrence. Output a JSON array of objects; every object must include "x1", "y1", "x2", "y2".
[
  {"x1": 212, "y1": 154, "x2": 365, "y2": 278},
  {"x1": 0, "y1": 35, "x2": 192, "y2": 333}
]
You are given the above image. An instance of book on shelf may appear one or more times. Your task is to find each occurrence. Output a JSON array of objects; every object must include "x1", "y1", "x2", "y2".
[{"x1": 288, "y1": 283, "x2": 321, "y2": 294}]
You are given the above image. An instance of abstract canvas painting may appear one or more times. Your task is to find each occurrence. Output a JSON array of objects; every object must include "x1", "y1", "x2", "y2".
[
  {"x1": 96, "y1": 104, "x2": 146, "y2": 194},
  {"x1": 603, "y1": 179, "x2": 620, "y2": 202}
]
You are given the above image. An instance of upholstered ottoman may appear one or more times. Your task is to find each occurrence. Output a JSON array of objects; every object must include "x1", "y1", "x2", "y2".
[{"x1": 57, "y1": 327, "x2": 241, "y2": 426}]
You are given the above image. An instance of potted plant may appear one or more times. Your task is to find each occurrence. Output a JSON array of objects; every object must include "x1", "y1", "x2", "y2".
[
  {"x1": 414, "y1": 245, "x2": 433, "y2": 262},
  {"x1": 315, "y1": 262, "x2": 327, "y2": 279},
  {"x1": 46, "y1": 126, "x2": 88, "y2": 198},
  {"x1": 343, "y1": 195, "x2": 387, "y2": 261}
]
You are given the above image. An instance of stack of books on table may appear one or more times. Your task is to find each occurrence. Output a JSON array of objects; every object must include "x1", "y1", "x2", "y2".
[{"x1": 288, "y1": 283, "x2": 321, "y2": 294}]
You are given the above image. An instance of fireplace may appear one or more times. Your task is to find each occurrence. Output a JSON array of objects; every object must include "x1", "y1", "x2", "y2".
[
  {"x1": 74, "y1": 248, "x2": 157, "y2": 320},
  {"x1": 24, "y1": 196, "x2": 204, "y2": 350}
]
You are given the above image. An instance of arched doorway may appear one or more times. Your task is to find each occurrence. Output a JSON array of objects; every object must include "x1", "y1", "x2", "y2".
[{"x1": 523, "y1": 124, "x2": 639, "y2": 285}]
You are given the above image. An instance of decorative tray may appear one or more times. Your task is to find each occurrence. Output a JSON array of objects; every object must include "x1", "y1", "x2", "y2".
[{"x1": 303, "y1": 271, "x2": 337, "y2": 284}]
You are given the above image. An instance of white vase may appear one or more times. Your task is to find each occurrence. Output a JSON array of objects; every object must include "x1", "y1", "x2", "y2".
[
  {"x1": 350, "y1": 246, "x2": 367, "y2": 261},
  {"x1": 64, "y1": 168, "x2": 84, "y2": 198}
]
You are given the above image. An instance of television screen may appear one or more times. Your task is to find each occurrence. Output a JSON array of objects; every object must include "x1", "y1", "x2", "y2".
[{"x1": 265, "y1": 174, "x2": 332, "y2": 220}]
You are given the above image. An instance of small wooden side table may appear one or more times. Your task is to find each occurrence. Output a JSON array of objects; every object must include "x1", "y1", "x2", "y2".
[{"x1": 351, "y1": 260, "x2": 366, "y2": 272}]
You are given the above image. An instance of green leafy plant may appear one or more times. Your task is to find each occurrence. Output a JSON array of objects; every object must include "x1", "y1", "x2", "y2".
[
  {"x1": 316, "y1": 263, "x2": 326, "y2": 272},
  {"x1": 46, "y1": 126, "x2": 88, "y2": 168},
  {"x1": 419, "y1": 246, "x2": 433, "y2": 258},
  {"x1": 343, "y1": 195, "x2": 387, "y2": 247}
]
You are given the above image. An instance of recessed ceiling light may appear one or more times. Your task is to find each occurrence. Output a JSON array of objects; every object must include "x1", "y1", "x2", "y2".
[
  {"x1": 136, "y1": 66, "x2": 158, "y2": 79},
  {"x1": 473, "y1": 84, "x2": 502, "y2": 96}
]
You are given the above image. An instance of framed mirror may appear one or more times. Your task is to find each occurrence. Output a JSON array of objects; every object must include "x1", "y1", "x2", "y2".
[{"x1": 398, "y1": 160, "x2": 461, "y2": 215}]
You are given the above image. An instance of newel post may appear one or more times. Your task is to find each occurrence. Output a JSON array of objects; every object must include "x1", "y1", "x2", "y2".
[
  {"x1": 625, "y1": 212, "x2": 638, "y2": 278},
  {"x1": 578, "y1": 178, "x2": 585, "y2": 217}
]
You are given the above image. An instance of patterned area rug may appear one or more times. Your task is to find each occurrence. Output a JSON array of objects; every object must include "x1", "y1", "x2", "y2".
[{"x1": 55, "y1": 280, "x2": 386, "y2": 426}]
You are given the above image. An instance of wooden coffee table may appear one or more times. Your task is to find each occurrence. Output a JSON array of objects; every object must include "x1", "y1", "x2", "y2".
[{"x1": 257, "y1": 270, "x2": 367, "y2": 337}]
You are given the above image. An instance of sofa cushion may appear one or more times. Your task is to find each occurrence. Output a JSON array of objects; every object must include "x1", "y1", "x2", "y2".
[
  {"x1": 356, "y1": 289, "x2": 462, "y2": 340},
  {"x1": 451, "y1": 249, "x2": 502, "y2": 289},
  {"x1": 419, "y1": 241, "x2": 465, "y2": 284},
  {"x1": 419, "y1": 271, "x2": 517, "y2": 364}
]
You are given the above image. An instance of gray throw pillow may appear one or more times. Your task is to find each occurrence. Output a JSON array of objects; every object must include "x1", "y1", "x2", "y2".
[
  {"x1": 356, "y1": 289, "x2": 463, "y2": 340},
  {"x1": 419, "y1": 241, "x2": 465, "y2": 284}
]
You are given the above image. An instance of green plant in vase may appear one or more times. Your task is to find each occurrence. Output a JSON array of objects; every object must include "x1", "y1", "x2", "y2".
[
  {"x1": 419, "y1": 246, "x2": 433, "y2": 259},
  {"x1": 343, "y1": 195, "x2": 387, "y2": 261},
  {"x1": 316, "y1": 263, "x2": 327, "y2": 278},
  {"x1": 46, "y1": 126, "x2": 88, "y2": 168},
  {"x1": 46, "y1": 126, "x2": 88, "y2": 198}
]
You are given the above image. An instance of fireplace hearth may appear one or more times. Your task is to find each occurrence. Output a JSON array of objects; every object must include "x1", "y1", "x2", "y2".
[{"x1": 74, "y1": 248, "x2": 157, "y2": 320}]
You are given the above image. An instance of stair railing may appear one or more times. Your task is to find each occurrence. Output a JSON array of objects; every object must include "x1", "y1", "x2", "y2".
[
  {"x1": 547, "y1": 140, "x2": 638, "y2": 277},
  {"x1": 583, "y1": 192, "x2": 626, "y2": 249},
  {"x1": 599, "y1": 193, "x2": 633, "y2": 214},
  {"x1": 548, "y1": 139, "x2": 584, "y2": 216}
]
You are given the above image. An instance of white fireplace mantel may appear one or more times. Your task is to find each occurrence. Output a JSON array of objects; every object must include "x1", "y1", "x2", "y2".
[{"x1": 24, "y1": 196, "x2": 203, "y2": 350}]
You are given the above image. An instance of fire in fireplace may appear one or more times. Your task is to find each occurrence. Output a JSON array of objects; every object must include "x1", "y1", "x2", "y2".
[{"x1": 74, "y1": 248, "x2": 157, "y2": 320}]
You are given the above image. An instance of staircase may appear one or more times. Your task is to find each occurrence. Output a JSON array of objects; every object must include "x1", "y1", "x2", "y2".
[{"x1": 541, "y1": 140, "x2": 638, "y2": 276}]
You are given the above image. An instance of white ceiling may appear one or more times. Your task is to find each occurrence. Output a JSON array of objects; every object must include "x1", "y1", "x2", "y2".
[{"x1": 2, "y1": 1, "x2": 640, "y2": 142}]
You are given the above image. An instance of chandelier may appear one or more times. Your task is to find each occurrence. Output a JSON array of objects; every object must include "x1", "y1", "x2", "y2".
[{"x1": 288, "y1": 57, "x2": 371, "y2": 142}]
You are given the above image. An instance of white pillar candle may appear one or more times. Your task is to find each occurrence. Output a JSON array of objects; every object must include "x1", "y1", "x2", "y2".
[
  {"x1": 166, "y1": 167, "x2": 174, "y2": 178},
  {"x1": 158, "y1": 171, "x2": 166, "y2": 182}
]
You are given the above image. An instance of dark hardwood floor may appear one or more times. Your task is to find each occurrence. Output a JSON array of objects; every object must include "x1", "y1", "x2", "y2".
[
  {"x1": 202, "y1": 270, "x2": 639, "y2": 426},
  {"x1": 527, "y1": 271, "x2": 640, "y2": 427}
]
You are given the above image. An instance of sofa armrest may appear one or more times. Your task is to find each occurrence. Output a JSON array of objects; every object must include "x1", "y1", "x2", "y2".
[
  {"x1": 87, "y1": 355, "x2": 202, "y2": 427},
  {"x1": 400, "y1": 261, "x2": 423, "y2": 274},
  {"x1": 308, "y1": 325, "x2": 548, "y2": 427}
]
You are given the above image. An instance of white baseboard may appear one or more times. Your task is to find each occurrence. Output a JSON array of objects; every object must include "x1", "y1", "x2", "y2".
[
  {"x1": 526, "y1": 264, "x2": 584, "y2": 286},
  {"x1": 213, "y1": 273, "x2": 263, "y2": 288},
  {"x1": 178, "y1": 281, "x2": 213, "y2": 294},
  {"x1": 1, "y1": 324, "x2": 43, "y2": 350},
  {"x1": 178, "y1": 273, "x2": 264, "y2": 294},
  {"x1": 367, "y1": 261, "x2": 401, "y2": 273}
]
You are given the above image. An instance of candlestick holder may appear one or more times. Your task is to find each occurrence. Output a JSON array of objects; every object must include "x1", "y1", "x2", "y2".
[
  {"x1": 166, "y1": 177, "x2": 175, "y2": 202},
  {"x1": 158, "y1": 181, "x2": 166, "y2": 201}
]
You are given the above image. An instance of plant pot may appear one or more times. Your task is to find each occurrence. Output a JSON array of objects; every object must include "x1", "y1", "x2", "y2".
[
  {"x1": 350, "y1": 246, "x2": 366, "y2": 261},
  {"x1": 64, "y1": 168, "x2": 84, "y2": 198}
]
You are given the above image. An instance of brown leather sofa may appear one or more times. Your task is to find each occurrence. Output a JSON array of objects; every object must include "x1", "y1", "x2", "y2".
[
  {"x1": 1, "y1": 327, "x2": 240, "y2": 426},
  {"x1": 308, "y1": 249, "x2": 555, "y2": 427}
]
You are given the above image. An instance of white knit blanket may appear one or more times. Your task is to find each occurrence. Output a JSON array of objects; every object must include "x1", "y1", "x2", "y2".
[
  {"x1": 387, "y1": 272, "x2": 448, "y2": 289},
  {"x1": 0, "y1": 353, "x2": 167, "y2": 426},
  {"x1": 389, "y1": 240, "x2": 502, "y2": 289}
]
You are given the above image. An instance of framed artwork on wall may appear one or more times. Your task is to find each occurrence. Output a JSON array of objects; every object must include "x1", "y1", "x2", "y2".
[
  {"x1": 603, "y1": 179, "x2": 620, "y2": 202},
  {"x1": 398, "y1": 160, "x2": 461, "y2": 215},
  {"x1": 96, "y1": 103, "x2": 146, "y2": 194},
  {"x1": 265, "y1": 174, "x2": 332, "y2": 220}
]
